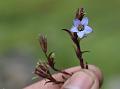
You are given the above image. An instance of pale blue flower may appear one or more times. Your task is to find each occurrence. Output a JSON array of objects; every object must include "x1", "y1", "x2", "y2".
[{"x1": 70, "y1": 17, "x2": 93, "y2": 38}]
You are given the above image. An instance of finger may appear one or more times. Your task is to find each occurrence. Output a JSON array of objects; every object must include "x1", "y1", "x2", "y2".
[
  {"x1": 24, "y1": 66, "x2": 81, "y2": 89},
  {"x1": 88, "y1": 65, "x2": 103, "y2": 87},
  {"x1": 61, "y1": 69, "x2": 100, "y2": 89},
  {"x1": 83, "y1": 69, "x2": 100, "y2": 89},
  {"x1": 24, "y1": 65, "x2": 103, "y2": 89}
]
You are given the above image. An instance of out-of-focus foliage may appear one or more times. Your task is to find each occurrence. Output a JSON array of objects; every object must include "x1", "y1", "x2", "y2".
[{"x1": 0, "y1": 0, "x2": 120, "y2": 89}]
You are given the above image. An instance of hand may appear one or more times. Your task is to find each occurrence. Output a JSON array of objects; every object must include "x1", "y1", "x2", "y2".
[{"x1": 24, "y1": 65, "x2": 103, "y2": 89}]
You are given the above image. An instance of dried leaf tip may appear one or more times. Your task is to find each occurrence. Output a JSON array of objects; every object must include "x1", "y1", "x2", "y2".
[
  {"x1": 75, "y1": 7, "x2": 85, "y2": 21},
  {"x1": 39, "y1": 34, "x2": 47, "y2": 53}
]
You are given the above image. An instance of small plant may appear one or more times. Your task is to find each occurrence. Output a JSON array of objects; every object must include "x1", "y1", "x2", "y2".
[{"x1": 34, "y1": 7, "x2": 93, "y2": 84}]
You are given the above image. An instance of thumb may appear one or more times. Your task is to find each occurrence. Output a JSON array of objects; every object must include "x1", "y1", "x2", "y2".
[{"x1": 61, "y1": 70, "x2": 100, "y2": 89}]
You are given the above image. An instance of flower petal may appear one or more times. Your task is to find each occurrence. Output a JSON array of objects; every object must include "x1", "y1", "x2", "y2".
[
  {"x1": 77, "y1": 31, "x2": 85, "y2": 38},
  {"x1": 84, "y1": 26, "x2": 93, "y2": 34},
  {"x1": 81, "y1": 17, "x2": 88, "y2": 26},
  {"x1": 73, "y1": 19, "x2": 81, "y2": 27},
  {"x1": 70, "y1": 26, "x2": 79, "y2": 32}
]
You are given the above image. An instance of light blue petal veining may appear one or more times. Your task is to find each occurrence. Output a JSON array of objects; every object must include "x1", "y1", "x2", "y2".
[
  {"x1": 81, "y1": 17, "x2": 88, "y2": 26},
  {"x1": 84, "y1": 26, "x2": 93, "y2": 34},
  {"x1": 70, "y1": 26, "x2": 79, "y2": 32},
  {"x1": 77, "y1": 31, "x2": 85, "y2": 38},
  {"x1": 73, "y1": 19, "x2": 81, "y2": 27}
]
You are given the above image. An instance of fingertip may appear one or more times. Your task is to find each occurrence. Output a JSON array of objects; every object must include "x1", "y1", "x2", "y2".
[
  {"x1": 88, "y1": 65, "x2": 103, "y2": 87},
  {"x1": 61, "y1": 71, "x2": 96, "y2": 89},
  {"x1": 61, "y1": 65, "x2": 103, "y2": 89},
  {"x1": 64, "y1": 64, "x2": 103, "y2": 86}
]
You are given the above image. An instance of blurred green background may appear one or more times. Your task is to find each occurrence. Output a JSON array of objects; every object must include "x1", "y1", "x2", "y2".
[{"x1": 0, "y1": 0, "x2": 120, "y2": 89}]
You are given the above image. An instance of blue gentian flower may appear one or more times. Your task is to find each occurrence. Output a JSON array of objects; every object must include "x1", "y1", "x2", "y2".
[{"x1": 70, "y1": 17, "x2": 93, "y2": 38}]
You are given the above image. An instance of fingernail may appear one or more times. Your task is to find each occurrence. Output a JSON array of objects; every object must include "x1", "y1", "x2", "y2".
[{"x1": 62, "y1": 71, "x2": 94, "y2": 89}]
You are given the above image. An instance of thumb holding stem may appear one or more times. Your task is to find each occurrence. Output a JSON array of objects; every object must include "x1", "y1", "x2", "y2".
[{"x1": 61, "y1": 66, "x2": 103, "y2": 89}]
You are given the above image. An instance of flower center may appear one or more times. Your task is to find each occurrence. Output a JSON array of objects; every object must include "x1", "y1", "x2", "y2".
[{"x1": 78, "y1": 24, "x2": 84, "y2": 31}]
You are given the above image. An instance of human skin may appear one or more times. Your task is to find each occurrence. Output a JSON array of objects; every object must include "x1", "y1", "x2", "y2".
[{"x1": 24, "y1": 65, "x2": 103, "y2": 89}]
